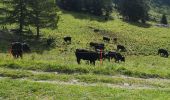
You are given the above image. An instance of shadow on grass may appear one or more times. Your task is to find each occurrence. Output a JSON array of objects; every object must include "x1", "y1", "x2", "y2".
[
  {"x1": 0, "y1": 29, "x2": 57, "y2": 54},
  {"x1": 124, "y1": 21, "x2": 152, "y2": 28}
]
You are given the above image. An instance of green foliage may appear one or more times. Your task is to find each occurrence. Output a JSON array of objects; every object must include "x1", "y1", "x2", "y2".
[
  {"x1": 0, "y1": 0, "x2": 59, "y2": 38},
  {"x1": 118, "y1": 0, "x2": 149, "y2": 22},
  {"x1": 57, "y1": 0, "x2": 113, "y2": 17},
  {"x1": 0, "y1": 0, "x2": 30, "y2": 33},
  {"x1": 28, "y1": 0, "x2": 59, "y2": 38}
]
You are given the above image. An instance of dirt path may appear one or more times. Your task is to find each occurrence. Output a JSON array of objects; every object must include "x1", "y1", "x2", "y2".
[
  {"x1": 1, "y1": 76, "x2": 170, "y2": 90},
  {"x1": 28, "y1": 70, "x2": 170, "y2": 84}
]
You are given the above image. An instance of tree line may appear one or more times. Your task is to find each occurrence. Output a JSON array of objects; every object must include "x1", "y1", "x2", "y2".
[
  {"x1": 57, "y1": 0, "x2": 168, "y2": 24},
  {"x1": 0, "y1": 0, "x2": 59, "y2": 38},
  {"x1": 57, "y1": 0, "x2": 150, "y2": 22},
  {"x1": 57, "y1": 0, "x2": 113, "y2": 19}
]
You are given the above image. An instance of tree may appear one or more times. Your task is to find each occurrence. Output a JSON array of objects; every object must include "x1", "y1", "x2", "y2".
[
  {"x1": 57, "y1": 0, "x2": 113, "y2": 17},
  {"x1": 28, "y1": 0, "x2": 59, "y2": 38},
  {"x1": 161, "y1": 14, "x2": 168, "y2": 25},
  {"x1": 1, "y1": 0, "x2": 30, "y2": 34},
  {"x1": 118, "y1": 0, "x2": 149, "y2": 22}
]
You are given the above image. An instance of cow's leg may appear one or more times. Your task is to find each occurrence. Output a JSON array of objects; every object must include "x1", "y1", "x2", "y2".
[
  {"x1": 90, "y1": 60, "x2": 95, "y2": 65},
  {"x1": 91, "y1": 60, "x2": 95, "y2": 65},
  {"x1": 77, "y1": 58, "x2": 81, "y2": 64},
  {"x1": 20, "y1": 53, "x2": 23, "y2": 59},
  {"x1": 93, "y1": 61, "x2": 95, "y2": 65},
  {"x1": 90, "y1": 60, "x2": 92, "y2": 65}
]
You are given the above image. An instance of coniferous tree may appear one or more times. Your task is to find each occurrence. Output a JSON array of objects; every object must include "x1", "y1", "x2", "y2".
[
  {"x1": 1, "y1": 0, "x2": 30, "y2": 34},
  {"x1": 118, "y1": 0, "x2": 149, "y2": 22},
  {"x1": 28, "y1": 0, "x2": 59, "y2": 38},
  {"x1": 57, "y1": 0, "x2": 113, "y2": 17}
]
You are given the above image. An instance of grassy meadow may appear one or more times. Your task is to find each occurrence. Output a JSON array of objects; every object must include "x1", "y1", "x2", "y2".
[{"x1": 0, "y1": 6, "x2": 170, "y2": 99}]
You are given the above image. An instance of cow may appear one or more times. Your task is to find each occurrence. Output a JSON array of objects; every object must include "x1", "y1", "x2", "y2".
[
  {"x1": 103, "y1": 36, "x2": 110, "y2": 42},
  {"x1": 105, "y1": 51, "x2": 117, "y2": 61},
  {"x1": 22, "y1": 43, "x2": 31, "y2": 53},
  {"x1": 75, "y1": 49, "x2": 99, "y2": 65},
  {"x1": 158, "y1": 49, "x2": 169, "y2": 58},
  {"x1": 105, "y1": 51, "x2": 125, "y2": 63},
  {"x1": 10, "y1": 42, "x2": 31, "y2": 58},
  {"x1": 90, "y1": 42, "x2": 105, "y2": 50},
  {"x1": 117, "y1": 45, "x2": 126, "y2": 52},
  {"x1": 115, "y1": 53, "x2": 125, "y2": 62},
  {"x1": 10, "y1": 42, "x2": 23, "y2": 58},
  {"x1": 64, "y1": 36, "x2": 71, "y2": 43}
]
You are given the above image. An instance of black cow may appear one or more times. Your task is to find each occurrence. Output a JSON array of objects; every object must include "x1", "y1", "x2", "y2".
[
  {"x1": 105, "y1": 51, "x2": 117, "y2": 61},
  {"x1": 64, "y1": 36, "x2": 71, "y2": 43},
  {"x1": 117, "y1": 45, "x2": 126, "y2": 52},
  {"x1": 103, "y1": 36, "x2": 110, "y2": 42},
  {"x1": 105, "y1": 51, "x2": 125, "y2": 63},
  {"x1": 75, "y1": 49, "x2": 98, "y2": 65},
  {"x1": 11, "y1": 42, "x2": 23, "y2": 58},
  {"x1": 90, "y1": 42, "x2": 97, "y2": 47},
  {"x1": 90, "y1": 42, "x2": 105, "y2": 50},
  {"x1": 115, "y1": 53, "x2": 125, "y2": 62},
  {"x1": 10, "y1": 42, "x2": 31, "y2": 58},
  {"x1": 22, "y1": 43, "x2": 31, "y2": 53},
  {"x1": 158, "y1": 49, "x2": 169, "y2": 58}
]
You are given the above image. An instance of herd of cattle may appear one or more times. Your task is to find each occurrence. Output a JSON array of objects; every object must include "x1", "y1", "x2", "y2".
[{"x1": 9, "y1": 36, "x2": 169, "y2": 65}]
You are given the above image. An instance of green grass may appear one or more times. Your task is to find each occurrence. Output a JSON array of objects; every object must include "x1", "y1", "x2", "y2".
[
  {"x1": 0, "y1": 5, "x2": 170, "y2": 99},
  {"x1": 0, "y1": 79, "x2": 170, "y2": 100},
  {"x1": 0, "y1": 54, "x2": 170, "y2": 79},
  {"x1": 1, "y1": 67, "x2": 170, "y2": 89}
]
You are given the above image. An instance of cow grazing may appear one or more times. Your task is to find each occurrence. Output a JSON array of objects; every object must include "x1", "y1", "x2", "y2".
[
  {"x1": 117, "y1": 45, "x2": 126, "y2": 52},
  {"x1": 158, "y1": 49, "x2": 169, "y2": 58},
  {"x1": 105, "y1": 51, "x2": 125, "y2": 62},
  {"x1": 64, "y1": 36, "x2": 71, "y2": 43},
  {"x1": 75, "y1": 49, "x2": 98, "y2": 65},
  {"x1": 11, "y1": 42, "x2": 23, "y2": 58},
  {"x1": 22, "y1": 43, "x2": 31, "y2": 53},
  {"x1": 90, "y1": 42, "x2": 105, "y2": 50},
  {"x1": 105, "y1": 51, "x2": 117, "y2": 61},
  {"x1": 10, "y1": 42, "x2": 31, "y2": 58},
  {"x1": 115, "y1": 53, "x2": 125, "y2": 62},
  {"x1": 103, "y1": 36, "x2": 110, "y2": 42}
]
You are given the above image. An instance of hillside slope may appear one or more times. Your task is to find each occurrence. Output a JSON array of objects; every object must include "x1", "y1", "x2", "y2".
[{"x1": 0, "y1": 4, "x2": 170, "y2": 99}]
